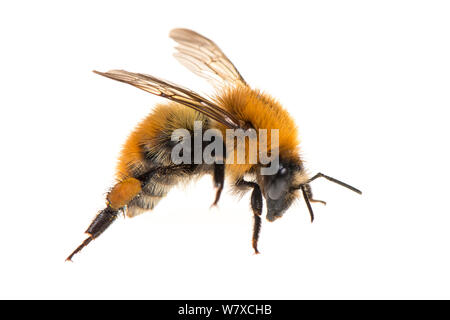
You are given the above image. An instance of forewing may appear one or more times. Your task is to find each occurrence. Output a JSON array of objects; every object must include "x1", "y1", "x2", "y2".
[
  {"x1": 94, "y1": 69, "x2": 241, "y2": 129},
  {"x1": 170, "y1": 28, "x2": 247, "y2": 88}
]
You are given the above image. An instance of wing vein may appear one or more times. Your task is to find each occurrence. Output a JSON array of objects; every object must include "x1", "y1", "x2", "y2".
[
  {"x1": 93, "y1": 70, "x2": 241, "y2": 129},
  {"x1": 170, "y1": 28, "x2": 247, "y2": 87}
]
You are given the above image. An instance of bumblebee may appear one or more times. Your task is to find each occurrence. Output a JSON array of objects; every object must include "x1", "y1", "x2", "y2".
[{"x1": 67, "y1": 29, "x2": 361, "y2": 261}]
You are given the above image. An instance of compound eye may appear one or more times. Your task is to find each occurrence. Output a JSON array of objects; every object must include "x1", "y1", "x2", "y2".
[{"x1": 267, "y1": 177, "x2": 288, "y2": 200}]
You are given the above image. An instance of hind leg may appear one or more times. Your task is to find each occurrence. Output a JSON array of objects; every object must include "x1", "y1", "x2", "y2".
[{"x1": 66, "y1": 177, "x2": 142, "y2": 261}]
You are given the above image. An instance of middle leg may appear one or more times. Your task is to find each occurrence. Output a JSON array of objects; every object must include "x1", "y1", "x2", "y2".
[{"x1": 211, "y1": 163, "x2": 225, "y2": 206}]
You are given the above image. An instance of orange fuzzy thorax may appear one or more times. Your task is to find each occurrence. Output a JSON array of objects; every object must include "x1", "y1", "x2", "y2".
[{"x1": 215, "y1": 86, "x2": 301, "y2": 177}]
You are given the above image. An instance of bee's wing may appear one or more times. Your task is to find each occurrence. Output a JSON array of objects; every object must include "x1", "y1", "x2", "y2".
[
  {"x1": 169, "y1": 28, "x2": 247, "y2": 88},
  {"x1": 94, "y1": 69, "x2": 241, "y2": 129}
]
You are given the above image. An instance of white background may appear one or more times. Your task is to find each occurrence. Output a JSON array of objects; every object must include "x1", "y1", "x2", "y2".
[{"x1": 1, "y1": 1, "x2": 449, "y2": 299}]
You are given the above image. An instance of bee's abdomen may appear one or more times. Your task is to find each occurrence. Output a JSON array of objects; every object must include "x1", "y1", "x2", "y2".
[
  {"x1": 126, "y1": 167, "x2": 190, "y2": 217},
  {"x1": 116, "y1": 102, "x2": 209, "y2": 217},
  {"x1": 116, "y1": 102, "x2": 209, "y2": 181}
]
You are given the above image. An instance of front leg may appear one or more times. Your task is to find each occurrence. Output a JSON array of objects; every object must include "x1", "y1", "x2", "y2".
[{"x1": 236, "y1": 179, "x2": 263, "y2": 254}]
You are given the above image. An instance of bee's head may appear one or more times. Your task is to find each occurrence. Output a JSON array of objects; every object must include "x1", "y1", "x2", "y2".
[
  {"x1": 258, "y1": 160, "x2": 362, "y2": 223},
  {"x1": 258, "y1": 160, "x2": 308, "y2": 222}
]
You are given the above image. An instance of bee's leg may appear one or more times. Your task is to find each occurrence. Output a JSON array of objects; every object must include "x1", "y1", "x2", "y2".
[
  {"x1": 250, "y1": 184, "x2": 263, "y2": 254},
  {"x1": 66, "y1": 177, "x2": 142, "y2": 261},
  {"x1": 211, "y1": 163, "x2": 225, "y2": 206},
  {"x1": 303, "y1": 183, "x2": 326, "y2": 205},
  {"x1": 66, "y1": 206, "x2": 119, "y2": 261},
  {"x1": 236, "y1": 179, "x2": 263, "y2": 254},
  {"x1": 310, "y1": 199, "x2": 327, "y2": 205}
]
